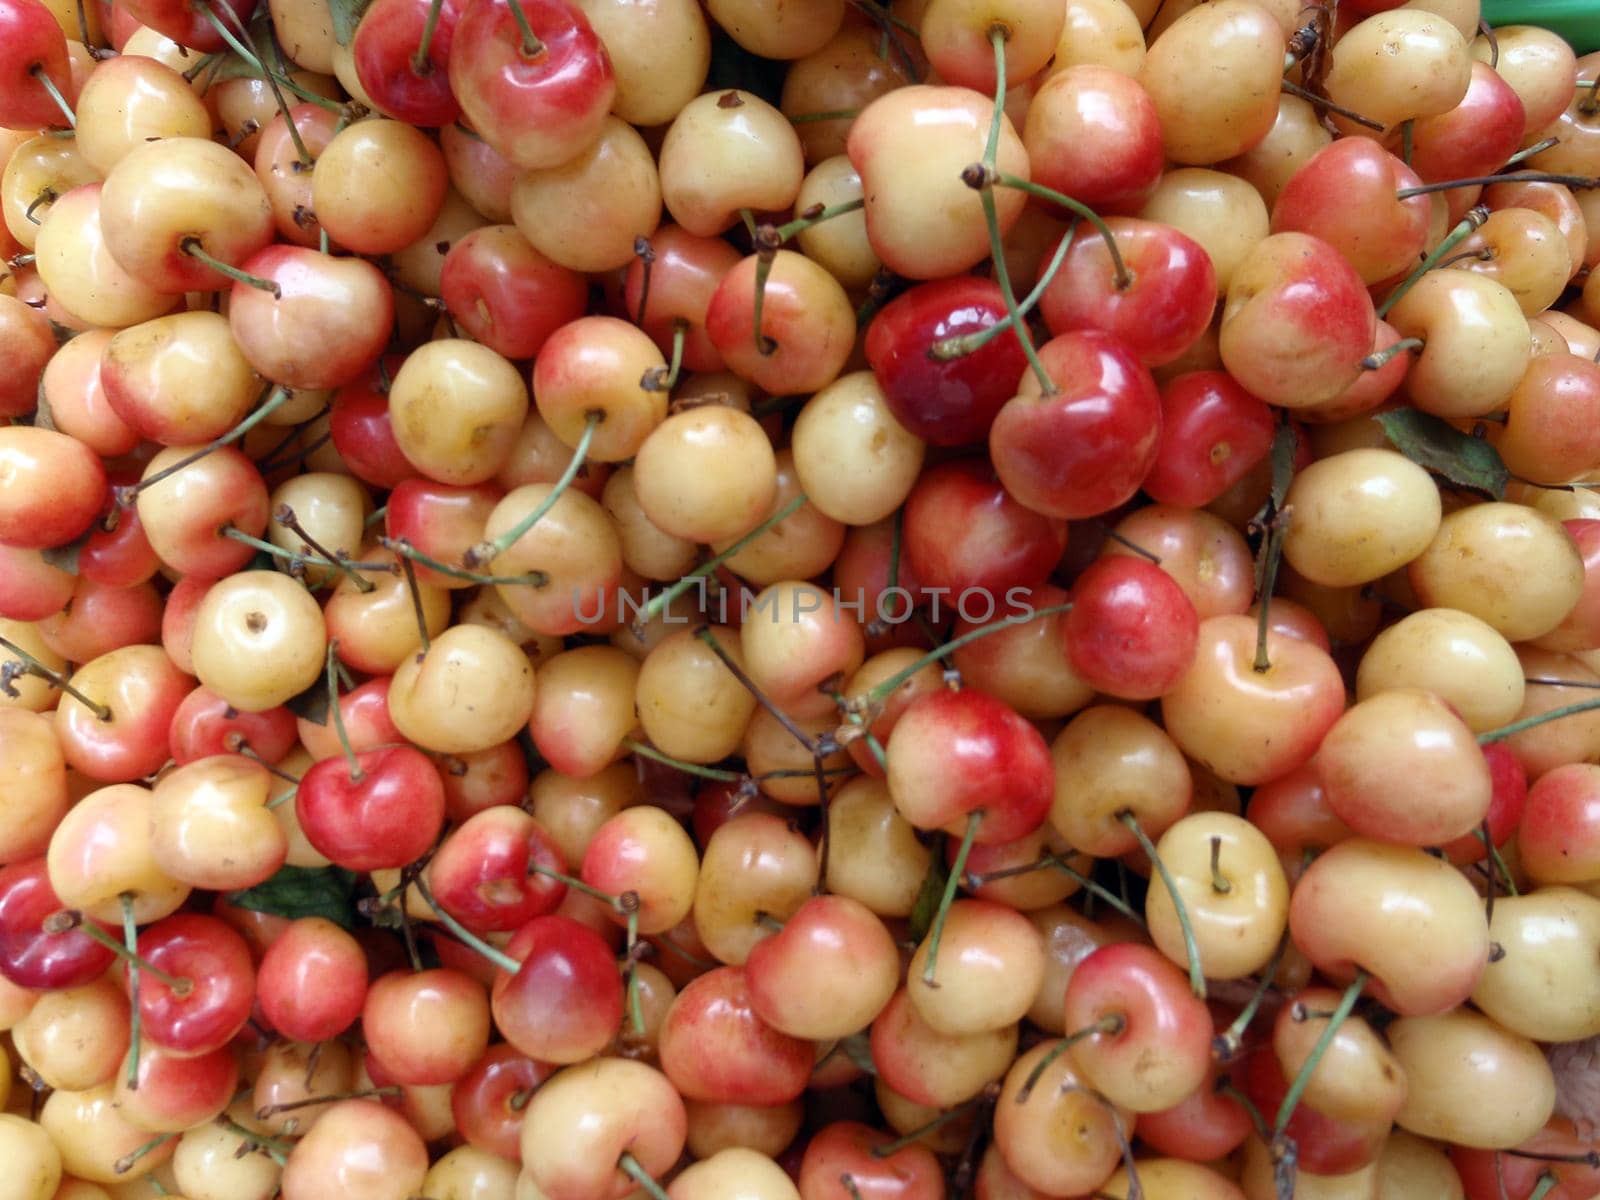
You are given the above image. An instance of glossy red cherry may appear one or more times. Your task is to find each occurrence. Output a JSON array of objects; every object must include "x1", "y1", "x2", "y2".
[
  {"x1": 0, "y1": 858, "x2": 116, "y2": 990},
  {"x1": 864, "y1": 276, "x2": 1030, "y2": 447},
  {"x1": 329, "y1": 357, "x2": 418, "y2": 491},
  {"x1": 452, "y1": 1043, "x2": 555, "y2": 1161},
  {"x1": 490, "y1": 913, "x2": 625, "y2": 1064},
  {"x1": 256, "y1": 916, "x2": 369, "y2": 1044},
  {"x1": 136, "y1": 913, "x2": 256, "y2": 1056},
  {"x1": 353, "y1": 0, "x2": 468, "y2": 127},
  {"x1": 0, "y1": 0, "x2": 72, "y2": 129},
  {"x1": 295, "y1": 745, "x2": 447, "y2": 872},
  {"x1": 440, "y1": 225, "x2": 588, "y2": 360},
  {"x1": 427, "y1": 806, "x2": 569, "y2": 933},
  {"x1": 1142, "y1": 371, "x2": 1277, "y2": 508},
  {"x1": 1063, "y1": 555, "x2": 1201, "y2": 701},
  {"x1": 167, "y1": 685, "x2": 299, "y2": 766}
]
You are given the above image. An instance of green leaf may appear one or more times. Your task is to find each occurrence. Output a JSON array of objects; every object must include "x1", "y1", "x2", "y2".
[
  {"x1": 40, "y1": 531, "x2": 88, "y2": 575},
  {"x1": 283, "y1": 678, "x2": 331, "y2": 725},
  {"x1": 229, "y1": 865, "x2": 360, "y2": 928},
  {"x1": 1376, "y1": 408, "x2": 1508, "y2": 500},
  {"x1": 908, "y1": 847, "x2": 950, "y2": 944},
  {"x1": 328, "y1": 0, "x2": 372, "y2": 47}
]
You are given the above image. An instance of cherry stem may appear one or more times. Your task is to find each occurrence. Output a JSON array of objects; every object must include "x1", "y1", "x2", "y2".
[
  {"x1": 216, "y1": 1114, "x2": 294, "y2": 1161},
  {"x1": 840, "y1": 1175, "x2": 866, "y2": 1200},
  {"x1": 0, "y1": 636, "x2": 111, "y2": 720},
  {"x1": 642, "y1": 319, "x2": 687, "y2": 393},
  {"x1": 1375, "y1": 206, "x2": 1488, "y2": 320},
  {"x1": 53, "y1": 912, "x2": 193, "y2": 995},
  {"x1": 29, "y1": 66, "x2": 75, "y2": 128},
  {"x1": 527, "y1": 861, "x2": 628, "y2": 911},
  {"x1": 855, "y1": 603, "x2": 1074, "y2": 710},
  {"x1": 771, "y1": 197, "x2": 866, "y2": 244},
  {"x1": 1252, "y1": 508, "x2": 1291, "y2": 674},
  {"x1": 1504, "y1": 137, "x2": 1560, "y2": 167},
  {"x1": 114, "y1": 1133, "x2": 177, "y2": 1176},
  {"x1": 1479, "y1": 696, "x2": 1600, "y2": 744},
  {"x1": 751, "y1": 242, "x2": 778, "y2": 357},
  {"x1": 121, "y1": 894, "x2": 143, "y2": 1090},
  {"x1": 1398, "y1": 173, "x2": 1600, "y2": 201},
  {"x1": 932, "y1": 219, "x2": 1078, "y2": 361},
  {"x1": 921, "y1": 811, "x2": 982, "y2": 988},
  {"x1": 181, "y1": 237, "x2": 280, "y2": 296},
  {"x1": 1399, "y1": 119, "x2": 1414, "y2": 167},
  {"x1": 1015, "y1": 1015, "x2": 1125, "y2": 1103},
  {"x1": 1478, "y1": 825, "x2": 1519, "y2": 899},
  {"x1": 321, "y1": 638, "x2": 363, "y2": 782},
  {"x1": 1529, "y1": 1172, "x2": 1560, "y2": 1200},
  {"x1": 183, "y1": 51, "x2": 219, "y2": 82},
  {"x1": 1583, "y1": 75, "x2": 1600, "y2": 118},
  {"x1": 257, "y1": 1088, "x2": 401, "y2": 1121},
  {"x1": 411, "y1": 0, "x2": 445, "y2": 73},
  {"x1": 198, "y1": 2, "x2": 311, "y2": 167},
  {"x1": 986, "y1": 172, "x2": 1132, "y2": 295},
  {"x1": 1213, "y1": 937, "x2": 1290, "y2": 1061},
  {"x1": 963, "y1": 852, "x2": 1143, "y2": 924},
  {"x1": 1509, "y1": 1149, "x2": 1600, "y2": 1169},
  {"x1": 118, "y1": 385, "x2": 292, "y2": 505},
  {"x1": 277, "y1": 503, "x2": 375, "y2": 592},
  {"x1": 390, "y1": 551, "x2": 431, "y2": 657},
  {"x1": 632, "y1": 492, "x2": 810, "y2": 631},
  {"x1": 503, "y1": 0, "x2": 546, "y2": 58},
  {"x1": 694, "y1": 625, "x2": 821, "y2": 754},
  {"x1": 465, "y1": 410, "x2": 600, "y2": 567},
  {"x1": 632, "y1": 235, "x2": 656, "y2": 325},
  {"x1": 219, "y1": 525, "x2": 396, "y2": 579},
  {"x1": 1278, "y1": 78, "x2": 1383, "y2": 131},
  {"x1": 620, "y1": 737, "x2": 744, "y2": 783},
  {"x1": 378, "y1": 536, "x2": 548, "y2": 587},
  {"x1": 23, "y1": 188, "x2": 54, "y2": 224},
  {"x1": 625, "y1": 907, "x2": 645, "y2": 1036},
  {"x1": 870, "y1": 1085, "x2": 995, "y2": 1158},
  {"x1": 265, "y1": 784, "x2": 297, "y2": 810},
  {"x1": 228, "y1": 739, "x2": 302, "y2": 784},
  {"x1": 1209, "y1": 835, "x2": 1230, "y2": 894},
  {"x1": 413, "y1": 874, "x2": 522, "y2": 975},
  {"x1": 1361, "y1": 337, "x2": 1424, "y2": 371},
  {"x1": 1272, "y1": 969, "x2": 1367, "y2": 1136},
  {"x1": 1119, "y1": 810, "x2": 1206, "y2": 999}
]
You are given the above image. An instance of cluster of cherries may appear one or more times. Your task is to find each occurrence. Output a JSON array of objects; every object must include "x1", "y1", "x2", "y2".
[{"x1": 7, "y1": 0, "x2": 1600, "y2": 1197}]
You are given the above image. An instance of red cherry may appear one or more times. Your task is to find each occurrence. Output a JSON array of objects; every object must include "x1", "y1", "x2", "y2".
[
  {"x1": 0, "y1": 0, "x2": 72, "y2": 129},
  {"x1": 78, "y1": 501, "x2": 161, "y2": 589},
  {"x1": 0, "y1": 858, "x2": 116, "y2": 990},
  {"x1": 116, "y1": 0, "x2": 252, "y2": 52},
  {"x1": 440, "y1": 225, "x2": 588, "y2": 360},
  {"x1": 329, "y1": 357, "x2": 418, "y2": 491},
  {"x1": 136, "y1": 913, "x2": 256, "y2": 1056},
  {"x1": 352, "y1": 0, "x2": 468, "y2": 127},
  {"x1": 1235, "y1": 1045, "x2": 1388, "y2": 1175},
  {"x1": 256, "y1": 916, "x2": 369, "y2": 1044},
  {"x1": 452, "y1": 1043, "x2": 555, "y2": 1161},
  {"x1": 167, "y1": 685, "x2": 299, "y2": 766},
  {"x1": 1141, "y1": 371, "x2": 1277, "y2": 509},
  {"x1": 1062, "y1": 555, "x2": 1200, "y2": 701},
  {"x1": 988, "y1": 330, "x2": 1162, "y2": 520},
  {"x1": 427, "y1": 805, "x2": 569, "y2": 933},
  {"x1": 490, "y1": 913, "x2": 624, "y2": 1064},
  {"x1": 657, "y1": 965, "x2": 813, "y2": 1106},
  {"x1": 864, "y1": 276, "x2": 1029, "y2": 447},
  {"x1": 1441, "y1": 742, "x2": 1527, "y2": 865},
  {"x1": 295, "y1": 745, "x2": 447, "y2": 872}
]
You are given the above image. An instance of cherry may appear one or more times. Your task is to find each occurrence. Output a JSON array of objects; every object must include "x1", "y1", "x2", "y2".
[
  {"x1": 1234, "y1": 1045, "x2": 1390, "y2": 1176},
  {"x1": 452, "y1": 1042, "x2": 554, "y2": 1161},
  {"x1": 901, "y1": 459, "x2": 1068, "y2": 600},
  {"x1": 296, "y1": 744, "x2": 448, "y2": 872},
  {"x1": 256, "y1": 915, "x2": 368, "y2": 1044},
  {"x1": 166, "y1": 685, "x2": 298, "y2": 766},
  {"x1": 1024, "y1": 63, "x2": 1164, "y2": 216},
  {"x1": 1062, "y1": 554, "x2": 1200, "y2": 700},
  {"x1": 0, "y1": 858, "x2": 115, "y2": 990},
  {"x1": 657, "y1": 965, "x2": 813, "y2": 1107},
  {"x1": 364, "y1": 967, "x2": 491, "y2": 1086},
  {"x1": 77, "y1": 499, "x2": 160, "y2": 590},
  {"x1": 117, "y1": 0, "x2": 252, "y2": 52},
  {"x1": 799, "y1": 1120, "x2": 945, "y2": 1200},
  {"x1": 864, "y1": 276, "x2": 1030, "y2": 447},
  {"x1": 440, "y1": 224, "x2": 588, "y2": 360},
  {"x1": 352, "y1": 0, "x2": 467, "y2": 126},
  {"x1": 490, "y1": 912, "x2": 625, "y2": 1064},
  {"x1": 329, "y1": 357, "x2": 417, "y2": 491},
  {"x1": 0, "y1": 426, "x2": 108, "y2": 551},
  {"x1": 1141, "y1": 370, "x2": 1276, "y2": 508},
  {"x1": 427, "y1": 804, "x2": 569, "y2": 933},
  {"x1": 0, "y1": 0, "x2": 72, "y2": 130},
  {"x1": 134, "y1": 912, "x2": 255, "y2": 1057}
]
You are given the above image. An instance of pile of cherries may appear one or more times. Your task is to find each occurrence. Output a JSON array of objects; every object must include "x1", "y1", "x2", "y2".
[{"x1": 8, "y1": 0, "x2": 1600, "y2": 1196}]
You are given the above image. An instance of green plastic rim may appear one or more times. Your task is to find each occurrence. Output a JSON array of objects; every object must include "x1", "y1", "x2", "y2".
[{"x1": 1481, "y1": 0, "x2": 1600, "y2": 54}]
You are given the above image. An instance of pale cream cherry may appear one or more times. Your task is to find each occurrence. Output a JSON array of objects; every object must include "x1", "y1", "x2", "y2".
[
  {"x1": 149, "y1": 755, "x2": 287, "y2": 891},
  {"x1": 1281, "y1": 448, "x2": 1442, "y2": 587},
  {"x1": 422, "y1": 1146, "x2": 520, "y2": 1200},
  {"x1": 0, "y1": 1113, "x2": 61, "y2": 1200},
  {"x1": 1448, "y1": 207, "x2": 1572, "y2": 317},
  {"x1": 602, "y1": 466, "x2": 698, "y2": 583},
  {"x1": 267, "y1": 472, "x2": 373, "y2": 589},
  {"x1": 279, "y1": 1099, "x2": 429, "y2": 1200},
  {"x1": 693, "y1": 812, "x2": 817, "y2": 965},
  {"x1": 48, "y1": 783, "x2": 190, "y2": 924},
  {"x1": 174, "y1": 1111, "x2": 285, "y2": 1200},
  {"x1": 0, "y1": 708, "x2": 69, "y2": 863},
  {"x1": 13, "y1": 977, "x2": 130, "y2": 1092},
  {"x1": 484, "y1": 485, "x2": 624, "y2": 638},
  {"x1": 824, "y1": 776, "x2": 932, "y2": 918},
  {"x1": 511, "y1": 116, "x2": 663, "y2": 273},
  {"x1": 1375, "y1": 1131, "x2": 1469, "y2": 1200},
  {"x1": 1137, "y1": 0, "x2": 1286, "y2": 164},
  {"x1": 1389, "y1": 1010, "x2": 1555, "y2": 1150},
  {"x1": 991, "y1": 1041, "x2": 1128, "y2": 1197},
  {"x1": 311, "y1": 119, "x2": 448, "y2": 256},
  {"x1": 906, "y1": 900, "x2": 1045, "y2": 1035},
  {"x1": 519, "y1": 1059, "x2": 686, "y2": 1200},
  {"x1": 669, "y1": 1148, "x2": 799, "y2": 1200},
  {"x1": 0, "y1": 619, "x2": 66, "y2": 713},
  {"x1": 1474, "y1": 887, "x2": 1600, "y2": 1043},
  {"x1": 74, "y1": 55, "x2": 212, "y2": 176},
  {"x1": 442, "y1": 123, "x2": 518, "y2": 223},
  {"x1": 101, "y1": 311, "x2": 259, "y2": 445},
  {"x1": 1471, "y1": 24, "x2": 1579, "y2": 133},
  {"x1": 1045, "y1": 0, "x2": 1148, "y2": 76},
  {"x1": 635, "y1": 622, "x2": 757, "y2": 761},
  {"x1": 1, "y1": 133, "x2": 98, "y2": 252},
  {"x1": 1355, "y1": 608, "x2": 1525, "y2": 733},
  {"x1": 34, "y1": 184, "x2": 177, "y2": 330},
  {"x1": 632, "y1": 405, "x2": 778, "y2": 545},
  {"x1": 530, "y1": 761, "x2": 641, "y2": 867},
  {"x1": 659, "y1": 89, "x2": 804, "y2": 238},
  {"x1": 704, "y1": 0, "x2": 843, "y2": 59},
  {"x1": 271, "y1": 0, "x2": 338, "y2": 72},
  {"x1": 1140, "y1": 168, "x2": 1269, "y2": 294},
  {"x1": 1324, "y1": 9, "x2": 1472, "y2": 135},
  {"x1": 791, "y1": 371, "x2": 925, "y2": 525},
  {"x1": 575, "y1": 0, "x2": 710, "y2": 126},
  {"x1": 847, "y1": 84, "x2": 1028, "y2": 280},
  {"x1": 1222, "y1": 95, "x2": 1332, "y2": 208},
  {"x1": 793, "y1": 155, "x2": 879, "y2": 288},
  {"x1": 388, "y1": 339, "x2": 530, "y2": 486},
  {"x1": 39, "y1": 1083, "x2": 176, "y2": 1185},
  {"x1": 191, "y1": 571, "x2": 327, "y2": 713},
  {"x1": 780, "y1": 24, "x2": 913, "y2": 164},
  {"x1": 711, "y1": 448, "x2": 844, "y2": 588},
  {"x1": 389, "y1": 624, "x2": 537, "y2": 755},
  {"x1": 684, "y1": 1101, "x2": 802, "y2": 1162},
  {"x1": 527, "y1": 645, "x2": 640, "y2": 780}
]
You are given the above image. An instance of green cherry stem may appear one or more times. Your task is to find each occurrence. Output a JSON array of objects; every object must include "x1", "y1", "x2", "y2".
[
  {"x1": 0, "y1": 636, "x2": 111, "y2": 719},
  {"x1": 957, "y1": 851, "x2": 1146, "y2": 924},
  {"x1": 1118, "y1": 810, "x2": 1206, "y2": 999},
  {"x1": 114, "y1": 1133, "x2": 177, "y2": 1175},
  {"x1": 1361, "y1": 337, "x2": 1424, "y2": 371},
  {"x1": 322, "y1": 638, "x2": 363, "y2": 782},
  {"x1": 985, "y1": 171, "x2": 1132, "y2": 291},
  {"x1": 276, "y1": 503, "x2": 376, "y2": 592},
  {"x1": 618, "y1": 1154, "x2": 671, "y2": 1200},
  {"x1": 398, "y1": 552, "x2": 431, "y2": 656},
  {"x1": 931, "y1": 219, "x2": 1079, "y2": 361},
  {"x1": 771, "y1": 197, "x2": 865, "y2": 243},
  {"x1": 122, "y1": 893, "x2": 142, "y2": 1090},
  {"x1": 1375, "y1": 206, "x2": 1489, "y2": 320},
  {"x1": 1252, "y1": 508, "x2": 1291, "y2": 674},
  {"x1": 1213, "y1": 937, "x2": 1289, "y2": 1060},
  {"x1": 642, "y1": 318, "x2": 687, "y2": 393},
  {"x1": 378, "y1": 536, "x2": 549, "y2": 588},
  {"x1": 116, "y1": 385, "x2": 293, "y2": 506},
  {"x1": 1273, "y1": 969, "x2": 1368, "y2": 1136},
  {"x1": 44, "y1": 911, "x2": 192, "y2": 995},
  {"x1": 1528, "y1": 1172, "x2": 1560, "y2": 1200},
  {"x1": 1278, "y1": 78, "x2": 1383, "y2": 131},
  {"x1": 504, "y1": 0, "x2": 546, "y2": 58},
  {"x1": 463, "y1": 410, "x2": 600, "y2": 568},
  {"x1": 413, "y1": 875, "x2": 521, "y2": 975},
  {"x1": 631, "y1": 493, "x2": 809, "y2": 631},
  {"x1": 750, "y1": 237, "x2": 779, "y2": 357},
  {"x1": 30, "y1": 66, "x2": 75, "y2": 128},
  {"x1": 1014, "y1": 1014, "x2": 1125, "y2": 1103},
  {"x1": 1478, "y1": 825, "x2": 1519, "y2": 898},
  {"x1": 624, "y1": 907, "x2": 645, "y2": 1036},
  {"x1": 921, "y1": 810, "x2": 982, "y2": 987},
  {"x1": 1397, "y1": 173, "x2": 1600, "y2": 201},
  {"x1": 790, "y1": 107, "x2": 861, "y2": 123},
  {"x1": 198, "y1": 2, "x2": 311, "y2": 167},
  {"x1": 1478, "y1": 696, "x2": 1600, "y2": 744},
  {"x1": 412, "y1": 0, "x2": 446, "y2": 72},
  {"x1": 1503, "y1": 137, "x2": 1559, "y2": 167},
  {"x1": 620, "y1": 737, "x2": 744, "y2": 782},
  {"x1": 853, "y1": 603, "x2": 1075, "y2": 711},
  {"x1": 526, "y1": 861, "x2": 627, "y2": 911},
  {"x1": 181, "y1": 237, "x2": 280, "y2": 295},
  {"x1": 870, "y1": 1085, "x2": 995, "y2": 1158}
]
